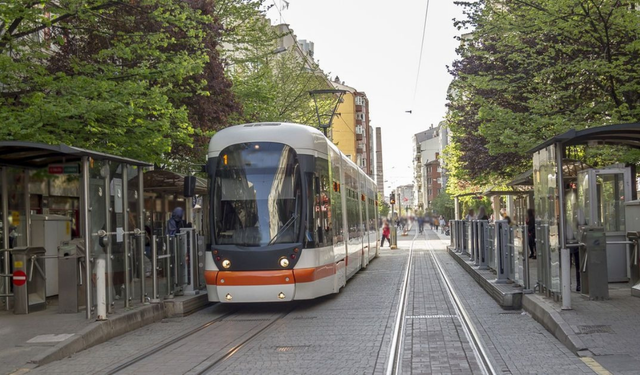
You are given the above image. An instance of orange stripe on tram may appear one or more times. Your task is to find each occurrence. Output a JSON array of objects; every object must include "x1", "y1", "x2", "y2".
[
  {"x1": 293, "y1": 264, "x2": 337, "y2": 283},
  {"x1": 204, "y1": 270, "x2": 219, "y2": 285},
  {"x1": 217, "y1": 270, "x2": 295, "y2": 286}
]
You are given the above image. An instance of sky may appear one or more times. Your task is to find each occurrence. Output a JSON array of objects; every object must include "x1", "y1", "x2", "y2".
[{"x1": 266, "y1": 0, "x2": 467, "y2": 195}]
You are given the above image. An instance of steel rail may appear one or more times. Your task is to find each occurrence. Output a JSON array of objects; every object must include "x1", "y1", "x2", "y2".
[
  {"x1": 425, "y1": 233, "x2": 496, "y2": 375},
  {"x1": 194, "y1": 305, "x2": 299, "y2": 374},
  {"x1": 105, "y1": 310, "x2": 239, "y2": 375},
  {"x1": 384, "y1": 230, "x2": 418, "y2": 375}
]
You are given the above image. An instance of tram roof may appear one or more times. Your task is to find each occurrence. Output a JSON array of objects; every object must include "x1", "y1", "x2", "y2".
[
  {"x1": 208, "y1": 122, "x2": 328, "y2": 158},
  {"x1": 0, "y1": 141, "x2": 152, "y2": 169},
  {"x1": 528, "y1": 122, "x2": 640, "y2": 153}
]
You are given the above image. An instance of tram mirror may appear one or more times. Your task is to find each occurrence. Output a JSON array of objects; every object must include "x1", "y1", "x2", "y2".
[{"x1": 184, "y1": 176, "x2": 196, "y2": 197}]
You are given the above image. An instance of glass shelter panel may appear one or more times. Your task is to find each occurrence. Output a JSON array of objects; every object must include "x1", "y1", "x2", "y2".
[{"x1": 533, "y1": 145, "x2": 560, "y2": 294}]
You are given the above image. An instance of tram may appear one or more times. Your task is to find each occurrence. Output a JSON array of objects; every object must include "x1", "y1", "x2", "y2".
[{"x1": 203, "y1": 122, "x2": 379, "y2": 303}]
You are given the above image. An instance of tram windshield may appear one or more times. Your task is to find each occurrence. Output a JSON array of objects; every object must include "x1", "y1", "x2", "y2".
[{"x1": 213, "y1": 142, "x2": 302, "y2": 246}]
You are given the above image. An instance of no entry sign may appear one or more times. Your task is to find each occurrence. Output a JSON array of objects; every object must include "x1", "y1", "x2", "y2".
[{"x1": 13, "y1": 270, "x2": 27, "y2": 286}]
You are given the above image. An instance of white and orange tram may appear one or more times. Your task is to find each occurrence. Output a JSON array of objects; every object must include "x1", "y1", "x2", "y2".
[{"x1": 203, "y1": 122, "x2": 379, "y2": 303}]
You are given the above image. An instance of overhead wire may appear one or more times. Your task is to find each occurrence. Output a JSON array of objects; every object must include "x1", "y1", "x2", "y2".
[{"x1": 411, "y1": 0, "x2": 432, "y2": 110}]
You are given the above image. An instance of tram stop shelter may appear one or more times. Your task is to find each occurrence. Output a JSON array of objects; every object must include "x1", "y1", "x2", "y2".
[
  {"x1": 528, "y1": 123, "x2": 640, "y2": 309},
  {"x1": 0, "y1": 142, "x2": 152, "y2": 319}
]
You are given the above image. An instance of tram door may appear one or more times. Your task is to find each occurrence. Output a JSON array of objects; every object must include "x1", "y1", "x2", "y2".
[{"x1": 576, "y1": 167, "x2": 632, "y2": 282}]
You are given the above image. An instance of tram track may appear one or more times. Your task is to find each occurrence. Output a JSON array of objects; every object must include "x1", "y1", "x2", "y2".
[
  {"x1": 385, "y1": 230, "x2": 496, "y2": 375},
  {"x1": 103, "y1": 303, "x2": 299, "y2": 375}
]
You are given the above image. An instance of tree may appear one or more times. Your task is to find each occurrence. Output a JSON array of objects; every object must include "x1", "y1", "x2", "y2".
[
  {"x1": 430, "y1": 192, "x2": 455, "y2": 222},
  {"x1": 378, "y1": 193, "x2": 390, "y2": 218},
  {"x1": 0, "y1": 0, "x2": 240, "y2": 166},
  {"x1": 446, "y1": 0, "x2": 640, "y2": 184},
  {"x1": 214, "y1": 0, "x2": 334, "y2": 126}
]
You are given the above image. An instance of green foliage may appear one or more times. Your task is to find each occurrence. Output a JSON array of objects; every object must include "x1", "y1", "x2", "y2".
[
  {"x1": 0, "y1": 0, "x2": 239, "y2": 165},
  {"x1": 378, "y1": 192, "x2": 390, "y2": 218},
  {"x1": 430, "y1": 192, "x2": 455, "y2": 221},
  {"x1": 446, "y1": 0, "x2": 640, "y2": 186},
  {"x1": 215, "y1": 0, "x2": 333, "y2": 126}
]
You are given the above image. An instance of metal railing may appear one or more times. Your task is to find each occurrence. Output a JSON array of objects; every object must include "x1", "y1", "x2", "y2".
[{"x1": 449, "y1": 219, "x2": 536, "y2": 291}]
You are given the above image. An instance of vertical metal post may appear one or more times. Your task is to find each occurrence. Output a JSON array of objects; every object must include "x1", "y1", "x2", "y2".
[
  {"x1": 561, "y1": 248, "x2": 571, "y2": 309},
  {"x1": 166, "y1": 235, "x2": 173, "y2": 298},
  {"x1": 24, "y1": 171, "x2": 30, "y2": 247},
  {"x1": 104, "y1": 162, "x2": 113, "y2": 312},
  {"x1": 556, "y1": 143, "x2": 570, "y2": 309},
  {"x1": 151, "y1": 235, "x2": 159, "y2": 303},
  {"x1": 2, "y1": 168, "x2": 9, "y2": 311},
  {"x1": 138, "y1": 171, "x2": 146, "y2": 304},
  {"x1": 122, "y1": 167, "x2": 130, "y2": 308},
  {"x1": 81, "y1": 157, "x2": 92, "y2": 319}
]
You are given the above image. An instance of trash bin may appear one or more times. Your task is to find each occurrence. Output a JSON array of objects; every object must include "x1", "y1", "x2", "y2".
[
  {"x1": 11, "y1": 247, "x2": 46, "y2": 314},
  {"x1": 58, "y1": 240, "x2": 86, "y2": 313}
]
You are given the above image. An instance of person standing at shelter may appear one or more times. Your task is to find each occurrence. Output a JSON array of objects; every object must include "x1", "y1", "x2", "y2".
[
  {"x1": 477, "y1": 206, "x2": 489, "y2": 221},
  {"x1": 465, "y1": 209, "x2": 475, "y2": 221},
  {"x1": 526, "y1": 208, "x2": 537, "y2": 259},
  {"x1": 167, "y1": 207, "x2": 186, "y2": 236},
  {"x1": 381, "y1": 221, "x2": 391, "y2": 247}
]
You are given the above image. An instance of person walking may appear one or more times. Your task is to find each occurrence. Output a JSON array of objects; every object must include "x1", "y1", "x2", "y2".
[
  {"x1": 381, "y1": 221, "x2": 391, "y2": 247},
  {"x1": 465, "y1": 209, "x2": 475, "y2": 221}
]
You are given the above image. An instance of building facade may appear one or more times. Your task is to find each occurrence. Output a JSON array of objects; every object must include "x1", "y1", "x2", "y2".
[
  {"x1": 331, "y1": 78, "x2": 374, "y2": 177},
  {"x1": 413, "y1": 125, "x2": 444, "y2": 211}
]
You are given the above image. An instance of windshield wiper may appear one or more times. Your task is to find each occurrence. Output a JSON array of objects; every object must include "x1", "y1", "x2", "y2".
[{"x1": 268, "y1": 214, "x2": 297, "y2": 245}]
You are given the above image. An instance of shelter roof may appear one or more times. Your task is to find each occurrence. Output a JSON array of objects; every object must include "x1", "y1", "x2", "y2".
[
  {"x1": 506, "y1": 159, "x2": 591, "y2": 187},
  {"x1": 0, "y1": 141, "x2": 152, "y2": 169},
  {"x1": 528, "y1": 122, "x2": 640, "y2": 153},
  {"x1": 128, "y1": 169, "x2": 207, "y2": 195}
]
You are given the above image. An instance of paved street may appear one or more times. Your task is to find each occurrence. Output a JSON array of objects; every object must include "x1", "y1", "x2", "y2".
[{"x1": 12, "y1": 228, "x2": 595, "y2": 375}]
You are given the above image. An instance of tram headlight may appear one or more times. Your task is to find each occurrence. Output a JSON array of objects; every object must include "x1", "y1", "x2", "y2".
[
  {"x1": 222, "y1": 259, "x2": 231, "y2": 269},
  {"x1": 225, "y1": 293, "x2": 232, "y2": 301},
  {"x1": 279, "y1": 257, "x2": 290, "y2": 268},
  {"x1": 278, "y1": 292, "x2": 286, "y2": 299}
]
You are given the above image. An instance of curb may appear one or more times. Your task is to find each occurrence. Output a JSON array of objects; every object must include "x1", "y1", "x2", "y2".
[
  {"x1": 447, "y1": 247, "x2": 521, "y2": 309},
  {"x1": 522, "y1": 293, "x2": 587, "y2": 355},
  {"x1": 30, "y1": 303, "x2": 165, "y2": 366}
]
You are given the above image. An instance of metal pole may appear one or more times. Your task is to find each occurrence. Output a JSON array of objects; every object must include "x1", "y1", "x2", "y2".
[
  {"x1": 561, "y1": 248, "x2": 571, "y2": 309},
  {"x1": 167, "y1": 235, "x2": 173, "y2": 298},
  {"x1": 81, "y1": 157, "x2": 92, "y2": 319},
  {"x1": 151, "y1": 235, "x2": 159, "y2": 303},
  {"x1": 96, "y1": 255, "x2": 106, "y2": 320},
  {"x1": 104, "y1": 162, "x2": 113, "y2": 312},
  {"x1": 24, "y1": 171, "x2": 30, "y2": 247},
  {"x1": 122, "y1": 167, "x2": 130, "y2": 308},
  {"x1": 138, "y1": 171, "x2": 145, "y2": 304},
  {"x1": 556, "y1": 142, "x2": 570, "y2": 309},
  {"x1": 2, "y1": 168, "x2": 9, "y2": 311}
]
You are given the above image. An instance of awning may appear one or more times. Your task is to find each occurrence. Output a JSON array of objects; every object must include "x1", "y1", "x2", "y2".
[
  {"x1": 0, "y1": 141, "x2": 152, "y2": 169},
  {"x1": 528, "y1": 122, "x2": 640, "y2": 154}
]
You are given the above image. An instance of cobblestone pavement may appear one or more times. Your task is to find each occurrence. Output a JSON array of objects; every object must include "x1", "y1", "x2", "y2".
[
  {"x1": 23, "y1": 228, "x2": 595, "y2": 375},
  {"x1": 421, "y1": 230, "x2": 594, "y2": 374}
]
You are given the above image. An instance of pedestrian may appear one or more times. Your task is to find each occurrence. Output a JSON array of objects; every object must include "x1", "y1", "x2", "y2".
[
  {"x1": 477, "y1": 206, "x2": 489, "y2": 220},
  {"x1": 381, "y1": 221, "x2": 391, "y2": 247},
  {"x1": 417, "y1": 215, "x2": 424, "y2": 233},
  {"x1": 167, "y1": 206, "x2": 186, "y2": 236},
  {"x1": 433, "y1": 215, "x2": 439, "y2": 232},
  {"x1": 499, "y1": 208, "x2": 512, "y2": 225},
  {"x1": 465, "y1": 209, "x2": 475, "y2": 221},
  {"x1": 526, "y1": 208, "x2": 536, "y2": 259}
]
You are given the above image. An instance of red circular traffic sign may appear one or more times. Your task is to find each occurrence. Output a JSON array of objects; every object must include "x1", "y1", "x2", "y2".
[{"x1": 13, "y1": 270, "x2": 27, "y2": 286}]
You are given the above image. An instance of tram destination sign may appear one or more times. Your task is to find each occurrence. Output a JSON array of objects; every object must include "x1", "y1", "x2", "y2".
[{"x1": 48, "y1": 163, "x2": 80, "y2": 175}]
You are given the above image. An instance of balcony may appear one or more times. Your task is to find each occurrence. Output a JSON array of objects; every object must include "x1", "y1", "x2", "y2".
[{"x1": 356, "y1": 133, "x2": 363, "y2": 141}]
